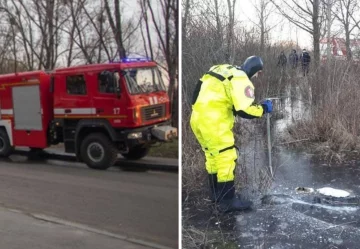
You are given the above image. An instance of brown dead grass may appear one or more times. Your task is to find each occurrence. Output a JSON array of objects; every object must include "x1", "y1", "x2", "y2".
[{"x1": 284, "y1": 61, "x2": 360, "y2": 162}]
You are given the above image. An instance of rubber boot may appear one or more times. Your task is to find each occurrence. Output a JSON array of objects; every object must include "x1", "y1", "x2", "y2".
[
  {"x1": 216, "y1": 181, "x2": 253, "y2": 212},
  {"x1": 208, "y1": 174, "x2": 218, "y2": 203}
]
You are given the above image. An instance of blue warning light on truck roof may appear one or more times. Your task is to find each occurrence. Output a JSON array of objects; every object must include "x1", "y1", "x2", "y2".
[{"x1": 109, "y1": 57, "x2": 152, "y2": 63}]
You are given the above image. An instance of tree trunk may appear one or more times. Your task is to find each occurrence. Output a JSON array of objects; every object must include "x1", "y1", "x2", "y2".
[
  {"x1": 183, "y1": 0, "x2": 191, "y2": 36},
  {"x1": 46, "y1": 0, "x2": 55, "y2": 69},
  {"x1": 260, "y1": 0, "x2": 265, "y2": 54},
  {"x1": 226, "y1": 0, "x2": 236, "y2": 63},
  {"x1": 114, "y1": 0, "x2": 126, "y2": 58},
  {"x1": 326, "y1": 0, "x2": 332, "y2": 60},
  {"x1": 312, "y1": 0, "x2": 320, "y2": 66},
  {"x1": 104, "y1": 0, "x2": 126, "y2": 59},
  {"x1": 345, "y1": 25, "x2": 352, "y2": 60}
]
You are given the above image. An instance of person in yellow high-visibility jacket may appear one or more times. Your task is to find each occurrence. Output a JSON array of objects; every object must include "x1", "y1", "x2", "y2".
[{"x1": 190, "y1": 56, "x2": 273, "y2": 213}]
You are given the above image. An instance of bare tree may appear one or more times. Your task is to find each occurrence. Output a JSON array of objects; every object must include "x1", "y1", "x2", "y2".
[
  {"x1": 139, "y1": 0, "x2": 154, "y2": 59},
  {"x1": 208, "y1": 0, "x2": 224, "y2": 61},
  {"x1": 250, "y1": 0, "x2": 279, "y2": 54},
  {"x1": 67, "y1": 1, "x2": 141, "y2": 64},
  {"x1": 142, "y1": 0, "x2": 178, "y2": 126},
  {"x1": 183, "y1": 0, "x2": 192, "y2": 37},
  {"x1": 0, "y1": 0, "x2": 69, "y2": 70},
  {"x1": 271, "y1": 0, "x2": 324, "y2": 65},
  {"x1": 0, "y1": 0, "x2": 146, "y2": 70},
  {"x1": 66, "y1": 0, "x2": 95, "y2": 64},
  {"x1": 213, "y1": 0, "x2": 222, "y2": 35},
  {"x1": 81, "y1": 2, "x2": 112, "y2": 63},
  {"x1": 19, "y1": 0, "x2": 67, "y2": 69},
  {"x1": 0, "y1": 26, "x2": 15, "y2": 73},
  {"x1": 226, "y1": 0, "x2": 236, "y2": 64},
  {"x1": 104, "y1": 0, "x2": 126, "y2": 58},
  {"x1": 139, "y1": 0, "x2": 151, "y2": 58},
  {"x1": 7, "y1": 0, "x2": 36, "y2": 70},
  {"x1": 183, "y1": 0, "x2": 239, "y2": 63},
  {"x1": 332, "y1": 0, "x2": 360, "y2": 60},
  {"x1": 324, "y1": 0, "x2": 334, "y2": 60},
  {"x1": 9, "y1": 16, "x2": 17, "y2": 72}
]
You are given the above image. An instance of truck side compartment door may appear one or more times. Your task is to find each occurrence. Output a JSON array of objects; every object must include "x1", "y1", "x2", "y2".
[{"x1": 12, "y1": 85, "x2": 47, "y2": 147}]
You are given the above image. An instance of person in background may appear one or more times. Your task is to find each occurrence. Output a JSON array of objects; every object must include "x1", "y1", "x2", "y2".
[
  {"x1": 277, "y1": 51, "x2": 287, "y2": 69},
  {"x1": 288, "y1": 49, "x2": 299, "y2": 69},
  {"x1": 300, "y1": 48, "x2": 311, "y2": 76},
  {"x1": 190, "y1": 56, "x2": 273, "y2": 213}
]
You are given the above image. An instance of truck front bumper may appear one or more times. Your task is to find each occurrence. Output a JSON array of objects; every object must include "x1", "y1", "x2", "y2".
[
  {"x1": 117, "y1": 121, "x2": 178, "y2": 148},
  {"x1": 150, "y1": 125, "x2": 178, "y2": 141}
]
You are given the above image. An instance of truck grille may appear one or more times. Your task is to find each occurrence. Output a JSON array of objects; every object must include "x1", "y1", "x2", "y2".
[{"x1": 141, "y1": 104, "x2": 166, "y2": 122}]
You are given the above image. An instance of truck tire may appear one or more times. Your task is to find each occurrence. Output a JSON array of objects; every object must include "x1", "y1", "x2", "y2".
[
  {"x1": 0, "y1": 129, "x2": 13, "y2": 157},
  {"x1": 121, "y1": 145, "x2": 150, "y2": 160},
  {"x1": 80, "y1": 133, "x2": 118, "y2": 170}
]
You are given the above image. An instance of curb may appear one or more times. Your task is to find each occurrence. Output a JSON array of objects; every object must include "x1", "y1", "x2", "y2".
[{"x1": 13, "y1": 148, "x2": 178, "y2": 173}]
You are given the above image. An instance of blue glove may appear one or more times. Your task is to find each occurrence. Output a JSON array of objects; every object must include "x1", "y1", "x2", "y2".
[{"x1": 261, "y1": 100, "x2": 273, "y2": 113}]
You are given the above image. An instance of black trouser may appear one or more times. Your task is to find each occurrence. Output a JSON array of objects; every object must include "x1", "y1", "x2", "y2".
[{"x1": 302, "y1": 63, "x2": 309, "y2": 75}]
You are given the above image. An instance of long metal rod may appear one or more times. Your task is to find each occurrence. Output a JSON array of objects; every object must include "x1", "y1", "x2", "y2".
[
  {"x1": 261, "y1": 97, "x2": 282, "y2": 178},
  {"x1": 266, "y1": 112, "x2": 273, "y2": 177}
]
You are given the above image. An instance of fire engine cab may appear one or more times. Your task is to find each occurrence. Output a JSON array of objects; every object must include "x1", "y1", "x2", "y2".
[{"x1": 0, "y1": 58, "x2": 177, "y2": 170}]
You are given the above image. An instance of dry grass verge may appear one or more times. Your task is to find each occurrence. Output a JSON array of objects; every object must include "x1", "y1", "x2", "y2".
[
  {"x1": 283, "y1": 61, "x2": 360, "y2": 162},
  {"x1": 148, "y1": 139, "x2": 178, "y2": 158}
]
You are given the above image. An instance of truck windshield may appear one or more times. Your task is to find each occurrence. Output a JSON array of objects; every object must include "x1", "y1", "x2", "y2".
[{"x1": 122, "y1": 67, "x2": 166, "y2": 94}]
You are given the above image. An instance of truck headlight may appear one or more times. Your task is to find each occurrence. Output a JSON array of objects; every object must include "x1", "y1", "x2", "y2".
[
  {"x1": 127, "y1": 132, "x2": 142, "y2": 139},
  {"x1": 133, "y1": 109, "x2": 139, "y2": 121}
]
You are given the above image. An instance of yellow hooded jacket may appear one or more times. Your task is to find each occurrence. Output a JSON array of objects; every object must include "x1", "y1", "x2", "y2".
[{"x1": 190, "y1": 64, "x2": 265, "y2": 155}]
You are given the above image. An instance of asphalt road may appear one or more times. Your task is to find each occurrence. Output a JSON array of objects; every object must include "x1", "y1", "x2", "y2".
[
  {"x1": 0, "y1": 155, "x2": 178, "y2": 249},
  {"x1": 0, "y1": 206, "x2": 150, "y2": 249}
]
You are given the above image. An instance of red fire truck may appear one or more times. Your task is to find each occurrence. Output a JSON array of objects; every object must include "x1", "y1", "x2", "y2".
[{"x1": 0, "y1": 58, "x2": 177, "y2": 170}]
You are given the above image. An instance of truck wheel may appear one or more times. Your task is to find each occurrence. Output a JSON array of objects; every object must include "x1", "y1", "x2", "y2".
[
  {"x1": 0, "y1": 129, "x2": 13, "y2": 157},
  {"x1": 80, "y1": 133, "x2": 118, "y2": 170},
  {"x1": 121, "y1": 145, "x2": 150, "y2": 160}
]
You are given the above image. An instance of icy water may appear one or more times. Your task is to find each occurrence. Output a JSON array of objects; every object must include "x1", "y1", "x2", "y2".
[
  {"x1": 188, "y1": 85, "x2": 360, "y2": 249},
  {"x1": 230, "y1": 149, "x2": 360, "y2": 249},
  {"x1": 236, "y1": 86, "x2": 360, "y2": 248}
]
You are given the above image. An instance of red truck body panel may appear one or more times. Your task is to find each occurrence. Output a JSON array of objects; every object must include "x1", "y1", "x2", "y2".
[
  {"x1": 0, "y1": 60, "x2": 172, "y2": 150},
  {"x1": 53, "y1": 62, "x2": 171, "y2": 128},
  {"x1": 0, "y1": 71, "x2": 53, "y2": 148}
]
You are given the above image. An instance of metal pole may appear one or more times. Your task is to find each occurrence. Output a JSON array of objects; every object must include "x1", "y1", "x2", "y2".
[
  {"x1": 261, "y1": 97, "x2": 281, "y2": 178},
  {"x1": 266, "y1": 112, "x2": 273, "y2": 177}
]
